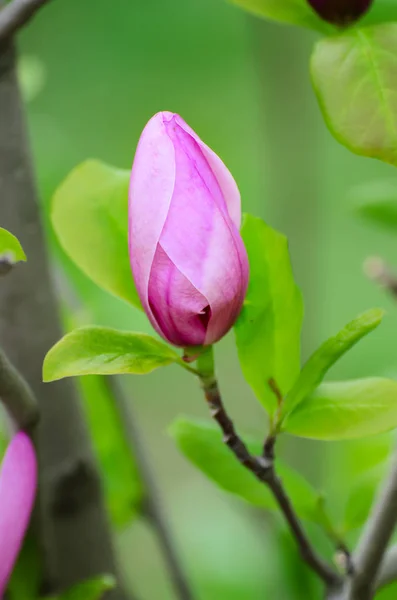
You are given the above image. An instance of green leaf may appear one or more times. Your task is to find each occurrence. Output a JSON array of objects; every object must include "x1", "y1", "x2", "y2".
[
  {"x1": 78, "y1": 375, "x2": 143, "y2": 527},
  {"x1": 58, "y1": 575, "x2": 116, "y2": 600},
  {"x1": 0, "y1": 227, "x2": 26, "y2": 270},
  {"x1": 283, "y1": 378, "x2": 397, "y2": 440},
  {"x1": 228, "y1": 0, "x2": 332, "y2": 33},
  {"x1": 169, "y1": 416, "x2": 324, "y2": 525},
  {"x1": 282, "y1": 309, "x2": 384, "y2": 417},
  {"x1": 52, "y1": 160, "x2": 141, "y2": 308},
  {"x1": 352, "y1": 178, "x2": 397, "y2": 231},
  {"x1": 43, "y1": 326, "x2": 181, "y2": 381},
  {"x1": 311, "y1": 24, "x2": 397, "y2": 166},
  {"x1": 234, "y1": 214, "x2": 303, "y2": 416}
]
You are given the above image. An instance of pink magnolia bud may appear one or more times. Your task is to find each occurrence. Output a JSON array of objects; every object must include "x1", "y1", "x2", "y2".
[
  {"x1": 0, "y1": 432, "x2": 37, "y2": 596},
  {"x1": 129, "y1": 112, "x2": 249, "y2": 347}
]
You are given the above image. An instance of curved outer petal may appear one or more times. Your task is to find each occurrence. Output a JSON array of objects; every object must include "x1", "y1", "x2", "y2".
[
  {"x1": 129, "y1": 111, "x2": 249, "y2": 346},
  {"x1": 148, "y1": 245, "x2": 209, "y2": 347},
  {"x1": 174, "y1": 114, "x2": 242, "y2": 229},
  {"x1": 128, "y1": 112, "x2": 176, "y2": 334},
  {"x1": 0, "y1": 432, "x2": 37, "y2": 596}
]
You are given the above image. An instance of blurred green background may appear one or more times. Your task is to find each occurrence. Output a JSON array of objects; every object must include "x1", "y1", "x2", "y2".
[{"x1": 18, "y1": 0, "x2": 397, "y2": 597}]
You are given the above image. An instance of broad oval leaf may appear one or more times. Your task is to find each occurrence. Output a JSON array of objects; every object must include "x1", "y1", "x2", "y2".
[
  {"x1": 234, "y1": 214, "x2": 303, "y2": 416},
  {"x1": 311, "y1": 24, "x2": 397, "y2": 166},
  {"x1": 59, "y1": 575, "x2": 116, "y2": 600},
  {"x1": 282, "y1": 309, "x2": 384, "y2": 417},
  {"x1": 283, "y1": 378, "x2": 397, "y2": 440},
  {"x1": 169, "y1": 416, "x2": 325, "y2": 525},
  {"x1": 52, "y1": 160, "x2": 141, "y2": 308},
  {"x1": 229, "y1": 0, "x2": 332, "y2": 32},
  {"x1": 43, "y1": 326, "x2": 181, "y2": 381},
  {"x1": 0, "y1": 227, "x2": 26, "y2": 273},
  {"x1": 352, "y1": 178, "x2": 397, "y2": 231}
]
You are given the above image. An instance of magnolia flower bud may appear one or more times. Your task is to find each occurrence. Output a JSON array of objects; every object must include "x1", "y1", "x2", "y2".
[
  {"x1": 308, "y1": 0, "x2": 373, "y2": 24},
  {"x1": 0, "y1": 432, "x2": 37, "y2": 595},
  {"x1": 129, "y1": 112, "x2": 249, "y2": 347}
]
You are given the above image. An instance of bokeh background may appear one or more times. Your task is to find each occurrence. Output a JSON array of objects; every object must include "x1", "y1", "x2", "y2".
[{"x1": 18, "y1": 0, "x2": 397, "y2": 597}]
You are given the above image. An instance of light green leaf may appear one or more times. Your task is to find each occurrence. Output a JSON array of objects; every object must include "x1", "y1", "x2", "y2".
[
  {"x1": 43, "y1": 326, "x2": 181, "y2": 381},
  {"x1": 170, "y1": 416, "x2": 324, "y2": 525},
  {"x1": 52, "y1": 160, "x2": 141, "y2": 308},
  {"x1": 352, "y1": 178, "x2": 397, "y2": 231},
  {"x1": 311, "y1": 24, "x2": 397, "y2": 166},
  {"x1": 282, "y1": 309, "x2": 384, "y2": 417},
  {"x1": 78, "y1": 375, "x2": 143, "y2": 527},
  {"x1": 283, "y1": 378, "x2": 397, "y2": 440},
  {"x1": 234, "y1": 214, "x2": 303, "y2": 416},
  {"x1": 0, "y1": 227, "x2": 26, "y2": 271},
  {"x1": 228, "y1": 0, "x2": 332, "y2": 33},
  {"x1": 58, "y1": 575, "x2": 116, "y2": 600}
]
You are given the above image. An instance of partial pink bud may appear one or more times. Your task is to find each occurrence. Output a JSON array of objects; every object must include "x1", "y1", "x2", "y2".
[
  {"x1": 0, "y1": 432, "x2": 37, "y2": 596},
  {"x1": 129, "y1": 112, "x2": 249, "y2": 347}
]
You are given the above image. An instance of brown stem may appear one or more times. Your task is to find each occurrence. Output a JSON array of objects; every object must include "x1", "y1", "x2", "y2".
[
  {"x1": 0, "y1": 345, "x2": 38, "y2": 431},
  {"x1": 0, "y1": 30, "x2": 125, "y2": 598},
  {"x1": 200, "y1": 377, "x2": 341, "y2": 590}
]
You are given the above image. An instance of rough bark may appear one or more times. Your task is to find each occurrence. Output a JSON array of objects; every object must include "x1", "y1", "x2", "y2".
[{"x1": 0, "y1": 32, "x2": 124, "y2": 598}]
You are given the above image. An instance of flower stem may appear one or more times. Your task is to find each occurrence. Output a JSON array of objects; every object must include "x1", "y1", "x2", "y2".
[{"x1": 196, "y1": 346, "x2": 340, "y2": 590}]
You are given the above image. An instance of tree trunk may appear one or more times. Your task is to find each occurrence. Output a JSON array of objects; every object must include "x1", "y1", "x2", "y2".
[{"x1": 0, "y1": 31, "x2": 125, "y2": 598}]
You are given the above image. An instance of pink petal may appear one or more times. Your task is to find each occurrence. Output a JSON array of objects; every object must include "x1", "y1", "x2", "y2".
[
  {"x1": 148, "y1": 244, "x2": 209, "y2": 346},
  {"x1": 129, "y1": 111, "x2": 249, "y2": 346},
  {"x1": 0, "y1": 432, "x2": 37, "y2": 596},
  {"x1": 175, "y1": 114, "x2": 241, "y2": 229},
  {"x1": 128, "y1": 112, "x2": 176, "y2": 320},
  {"x1": 159, "y1": 116, "x2": 248, "y2": 342}
]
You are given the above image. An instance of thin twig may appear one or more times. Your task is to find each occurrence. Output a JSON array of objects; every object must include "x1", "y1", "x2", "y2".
[
  {"x1": 0, "y1": 0, "x2": 51, "y2": 41},
  {"x1": 105, "y1": 376, "x2": 196, "y2": 600},
  {"x1": 348, "y1": 448, "x2": 397, "y2": 600},
  {"x1": 199, "y1": 372, "x2": 341, "y2": 589},
  {"x1": 0, "y1": 345, "x2": 38, "y2": 430}
]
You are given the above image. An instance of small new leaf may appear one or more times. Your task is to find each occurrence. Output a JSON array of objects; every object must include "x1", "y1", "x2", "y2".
[
  {"x1": 52, "y1": 160, "x2": 141, "y2": 308},
  {"x1": 283, "y1": 378, "x2": 397, "y2": 440},
  {"x1": 282, "y1": 308, "x2": 384, "y2": 417},
  {"x1": 0, "y1": 227, "x2": 26, "y2": 274},
  {"x1": 170, "y1": 416, "x2": 325, "y2": 525},
  {"x1": 311, "y1": 24, "x2": 397, "y2": 167},
  {"x1": 234, "y1": 214, "x2": 303, "y2": 416},
  {"x1": 43, "y1": 326, "x2": 181, "y2": 381}
]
